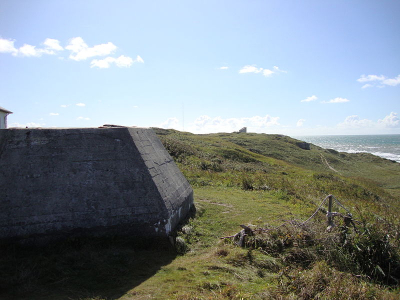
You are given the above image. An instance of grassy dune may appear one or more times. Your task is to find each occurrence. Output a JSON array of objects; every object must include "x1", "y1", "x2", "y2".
[{"x1": 1, "y1": 130, "x2": 399, "y2": 299}]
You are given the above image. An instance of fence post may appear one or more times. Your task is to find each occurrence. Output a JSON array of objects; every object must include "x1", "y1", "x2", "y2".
[{"x1": 327, "y1": 194, "x2": 334, "y2": 231}]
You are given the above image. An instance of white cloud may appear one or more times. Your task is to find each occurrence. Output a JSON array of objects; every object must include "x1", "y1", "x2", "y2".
[
  {"x1": 0, "y1": 38, "x2": 63, "y2": 57},
  {"x1": 382, "y1": 75, "x2": 400, "y2": 87},
  {"x1": 90, "y1": 57, "x2": 115, "y2": 68},
  {"x1": 136, "y1": 55, "x2": 144, "y2": 63},
  {"x1": 239, "y1": 65, "x2": 286, "y2": 77},
  {"x1": 9, "y1": 122, "x2": 45, "y2": 128},
  {"x1": 337, "y1": 113, "x2": 400, "y2": 131},
  {"x1": 160, "y1": 117, "x2": 180, "y2": 129},
  {"x1": 249, "y1": 115, "x2": 280, "y2": 127},
  {"x1": 194, "y1": 115, "x2": 211, "y2": 127},
  {"x1": 301, "y1": 95, "x2": 318, "y2": 102},
  {"x1": 219, "y1": 66, "x2": 229, "y2": 70},
  {"x1": 378, "y1": 112, "x2": 400, "y2": 128},
  {"x1": 156, "y1": 112, "x2": 400, "y2": 136},
  {"x1": 66, "y1": 37, "x2": 117, "y2": 61},
  {"x1": 337, "y1": 115, "x2": 374, "y2": 129},
  {"x1": 361, "y1": 84, "x2": 372, "y2": 89},
  {"x1": 189, "y1": 114, "x2": 280, "y2": 134},
  {"x1": 357, "y1": 74, "x2": 400, "y2": 88},
  {"x1": 0, "y1": 38, "x2": 17, "y2": 54},
  {"x1": 91, "y1": 55, "x2": 138, "y2": 68},
  {"x1": 61, "y1": 104, "x2": 68, "y2": 108},
  {"x1": 115, "y1": 55, "x2": 134, "y2": 67},
  {"x1": 43, "y1": 38, "x2": 63, "y2": 51},
  {"x1": 1, "y1": 37, "x2": 142, "y2": 69},
  {"x1": 322, "y1": 97, "x2": 349, "y2": 104},
  {"x1": 65, "y1": 37, "x2": 86, "y2": 54},
  {"x1": 263, "y1": 69, "x2": 274, "y2": 76},
  {"x1": 297, "y1": 119, "x2": 306, "y2": 127},
  {"x1": 18, "y1": 44, "x2": 41, "y2": 57},
  {"x1": 77, "y1": 116, "x2": 90, "y2": 121},
  {"x1": 272, "y1": 66, "x2": 287, "y2": 73},
  {"x1": 239, "y1": 65, "x2": 263, "y2": 74},
  {"x1": 40, "y1": 38, "x2": 64, "y2": 55},
  {"x1": 159, "y1": 114, "x2": 281, "y2": 134},
  {"x1": 76, "y1": 103, "x2": 86, "y2": 107},
  {"x1": 357, "y1": 74, "x2": 386, "y2": 83},
  {"x1": 49, "y1": 112, "x2": 59, "y2": 116}
]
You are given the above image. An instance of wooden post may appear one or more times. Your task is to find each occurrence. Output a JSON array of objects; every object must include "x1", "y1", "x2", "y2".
[
  {"x1": 326, "y1": 195, "x2": 334, "y2": 231},
  {"x1": 328, "y1": 195, "x2": 333, "y2": 222}
]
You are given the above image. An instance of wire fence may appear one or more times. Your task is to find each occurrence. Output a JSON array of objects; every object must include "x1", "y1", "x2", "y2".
[{"x1": 222, "y1": 194, "x2": 357, "y2": 240}]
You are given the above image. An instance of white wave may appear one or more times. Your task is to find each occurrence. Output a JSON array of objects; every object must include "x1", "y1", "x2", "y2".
[
  {"x1": 371, "y1": 152, "x2": 400, "y2": 162},
  {"x1": 296, "y1": 135, "x2": 400, "y2": 163},
  {"x1": 335, "y1": 149, "x2": 400, "y2": 162}
]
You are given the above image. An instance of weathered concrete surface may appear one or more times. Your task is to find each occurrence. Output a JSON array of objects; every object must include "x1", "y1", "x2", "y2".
[{"x1": 0, "y1": 127, "x2": 193, "y2": 240}]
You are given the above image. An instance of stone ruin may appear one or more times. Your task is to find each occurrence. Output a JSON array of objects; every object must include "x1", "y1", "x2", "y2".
[
  {"x1": 0, "y1": 126, "x2": 193, "y2": 241},
  {"x1": 239, "y1": 127, "x2": 247, "y2": 133},
  {"x1": 296, "y1": 141, "x2": 311, "y2": 150}
]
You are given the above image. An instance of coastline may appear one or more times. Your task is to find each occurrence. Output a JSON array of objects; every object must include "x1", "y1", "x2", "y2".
[{"x1": 295, "y1": 134, "x2": 400, "y2": 163}]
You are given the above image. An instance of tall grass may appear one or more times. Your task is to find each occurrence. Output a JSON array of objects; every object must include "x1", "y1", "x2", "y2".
[{"x1": 242, "y1": 218, "x2": 400, "y2": 285}]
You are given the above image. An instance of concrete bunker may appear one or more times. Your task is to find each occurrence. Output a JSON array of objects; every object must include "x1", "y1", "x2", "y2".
[{"x1": 0, "y1": 126, "x2": 193, "y2": 241}]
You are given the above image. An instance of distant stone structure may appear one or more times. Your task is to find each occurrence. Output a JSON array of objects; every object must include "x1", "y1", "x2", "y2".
[
  {"x1": 0, "y1": 106, "x2": 12, "y2": 129},
  {"x1": 239, "y1": 127, "x2": 247, "y2": 133},
  {"x1": 296, "y1": 141, "x2": 311, "y2": 150},
  {"x1": 0, "y1": 126, "x2": 193, "y2": 241}
]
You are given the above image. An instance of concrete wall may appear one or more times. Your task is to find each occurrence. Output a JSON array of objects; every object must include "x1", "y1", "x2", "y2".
[
  {"x1": 0, "y1": 127, "x2": 193, "y2": 240},
  {"x1": 0, "y1": 111, "x2": 7, "y2": 129}
]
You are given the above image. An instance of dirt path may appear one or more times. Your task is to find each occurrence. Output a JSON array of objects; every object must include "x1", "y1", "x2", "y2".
[{"x1": 320, "y1": 153, "x2": 340, "y2": 174}]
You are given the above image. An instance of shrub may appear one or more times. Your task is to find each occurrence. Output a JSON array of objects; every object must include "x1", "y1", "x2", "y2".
[
  {"x1": 160, "y1": 136, "x2": 196, "y2": 161},
  {"x1": 241, "y1": 177, "x2": 254, "y2": 190},
  {"x1": 243, "y1": 219, "x2": 400, "y2": 285},
  {"x1": 175, "y1": 236, "x2": 190, "y2": 254},
  {"x1": 267, "y1": 261, "x2": 391, "y2": 300}
]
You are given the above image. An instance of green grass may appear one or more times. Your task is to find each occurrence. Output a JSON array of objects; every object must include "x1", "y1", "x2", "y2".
[
  {"x1": 126, "y1": 187, "x2": 400, "y2": 299},
  {"x1": 1, "y1": 129, "x2": 399, "y2": 299}
]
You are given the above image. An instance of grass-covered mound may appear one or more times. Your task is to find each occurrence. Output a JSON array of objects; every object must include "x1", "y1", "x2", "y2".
[{"x1": 1, "y1": 129, "x2": 399, "y2": 299}]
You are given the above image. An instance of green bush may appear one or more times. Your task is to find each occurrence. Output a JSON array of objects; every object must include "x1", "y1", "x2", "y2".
[
  {"x1": 175, "y1": 236, "x2": 190, "y2": 254},
  {"x1": 241, "y1": 177, "x2": 254, "y2": 190},
  {"x1": 244, "y1": 219, "x2": 400, "y2": 285}
]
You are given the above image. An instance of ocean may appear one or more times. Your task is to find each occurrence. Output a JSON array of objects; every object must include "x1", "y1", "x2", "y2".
[{"x1": 295, "y1": 135, "x2": 400, "y2": 163}]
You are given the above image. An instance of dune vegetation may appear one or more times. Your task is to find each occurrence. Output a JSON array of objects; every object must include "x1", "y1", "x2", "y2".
[{"x1": 1, "y1": 129, "x2": 399, "y2": 299}]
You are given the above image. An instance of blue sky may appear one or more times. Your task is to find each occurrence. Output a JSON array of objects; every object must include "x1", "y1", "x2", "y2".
[{"x1": 1, "y1": 0, "x2": 399, "y2": 136}]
